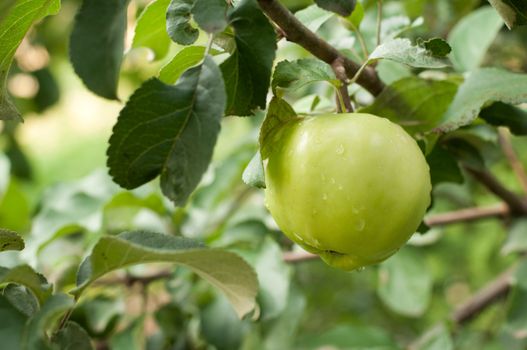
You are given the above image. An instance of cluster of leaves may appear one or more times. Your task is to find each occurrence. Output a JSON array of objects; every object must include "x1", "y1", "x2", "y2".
[{"x1": 2, "y1": 0, "x2": 527, "y2": 348}]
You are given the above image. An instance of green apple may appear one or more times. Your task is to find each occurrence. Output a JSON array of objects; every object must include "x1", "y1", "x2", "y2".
[{"x1": 263, "y1": 113, "x2": 431, "y2": 271}]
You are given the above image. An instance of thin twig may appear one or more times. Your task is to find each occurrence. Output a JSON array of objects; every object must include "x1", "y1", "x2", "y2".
[
  {"x1": 424, "y1": 203, "x2": 509, "y2": 226},
  {"x1": 452, "y1": 267, "x2": 515, "y2": 325},
  {"x1": 95, "y1": 271, "x2": 173, "y2": 286},
  {"x1": 498, "y1": 127, "x2": 527, "y2": 194},
  {"x1": 283, "y1": 250, "x2": 318, "y2": 262},
  {"x1": 331, "y1": 57, "x2": 353, "y2": 112},
  {"x1": 256, "y1": 0, "x2": 385, "y2": 96},
  {"x1": 463, "y1": 165, "x2": 527, "y2": 215}
]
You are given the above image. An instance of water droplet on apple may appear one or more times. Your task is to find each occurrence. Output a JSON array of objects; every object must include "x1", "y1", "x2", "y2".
[
  {"x1": 330, "y1": 177, "x2": 336, "y2": 184},
  {"x1": 322, "y1": 193, "x2": 328, "y2": 201},
  {"x1": 336, "y1": 144, "x2": 344, "y2": 155},
  {"x1": 355, "y1": 219, "x2": 365, "y2": 231}
]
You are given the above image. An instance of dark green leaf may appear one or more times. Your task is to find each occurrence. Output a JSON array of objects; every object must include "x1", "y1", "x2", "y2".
[
  {"x1": 0, "y1": 0, "x2": 60, "y2": 120},
  {"x1": 314, "y1": 0, "x2": 356, "y2": 17},
  {"x1": 480, "y1": 102, "x2": 527, "y2": 135},
  {"x1": 0, "y1": 294, "x2": 27, "y2": 350},
  {"x1": 426, "y1": 145, "x2": 463, "y2": 185},
  {"x1": 272, "y1": 59, "x2": 339, "y2": 93},
  {"x1": 369, "y1": 38, "x2": 450, "y2": 68},
  {"x1": 192, "y1": 0, "x2": 228, "y2": 33},
  {"x1": 0, "y1": 228, "x2": 24, "y2": 252},
  {"x1": 436, "y1": 68, "x2": 527, "y2": 132},
  {"x1": 0, "y1": 265, "x2": 52, "y2": 306},
  {"x1": 259, "y1": 97, "x2": 297, "y2": 159},
  {"x1": 377, "y1": 248, "x2": 432, "y2": 317},
  {"x1": 51, "y1": 321, "x2": 94, "y2": 350},
  {"x1": 448, "y1": 7, "x2": 503, "y2": 72},
  {"x1": 72, "y1": 231, "x2": 258, "y2": 318},
  {"x1": 488, "y1": 0, "x2": 527, "y2": 29},
  {"x1": 132, "y1": 0, "x2": 172, "y2": 60},
  {"x1": 242, "y1": 151, "x2": 266, "y2": 189},
  {"x1": 166, "y1": 0, "x2": 199, "y2": 45},
  {"x1": 422, "y1": 38, "x2": 452, "y2": 58},
  {"x1": 70, "y1": 0, "x2": 129, "y2": 99},
  {"x1": 360, "y1": 77, "x2": 458, "y2": 135},
  {"x1": 21, "y1": 294, "x2": 75, "y2": 350},
  {"x1": 107, "y1": 56, "x2": 226, "y2": 205},
  {"x1": 4, "y1": 285, "x2": 39, "y2": 317},
  {"x1": 220, "y1": 0, "x2": 277, "y2": 116}
]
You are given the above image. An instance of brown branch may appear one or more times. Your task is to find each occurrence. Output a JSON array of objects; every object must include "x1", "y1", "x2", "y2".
[
  {"x1": 452, "y1": 267, "x2": 515, "y2": 325},
  {"x1": 464, "y1": 165, "x2": 527, "y2": 215},
  {"x1": 424, "y1": 203, "x2": 509, "y2": 226},
  {"x1": 283, "y1": 250, "x2": 318, "y2": 262},
  {"x1": 331, "y1": 57, "x2": 354, "y2": 112},
  {"x1": 256, "y1": 0, "x2": 385, "y2": 96},
  {"x1": 498, "y1": 127, "x2": 527, "y2": 194}
]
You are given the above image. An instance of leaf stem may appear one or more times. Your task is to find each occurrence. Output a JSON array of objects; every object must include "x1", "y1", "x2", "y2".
[{"x1": 204, "y1": 34, "x2": 215, "y2": 57}]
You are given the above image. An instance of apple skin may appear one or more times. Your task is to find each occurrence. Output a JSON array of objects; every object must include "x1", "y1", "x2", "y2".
[{"x1": 263, "y1": 113, "x2": 431, "y2": 271}]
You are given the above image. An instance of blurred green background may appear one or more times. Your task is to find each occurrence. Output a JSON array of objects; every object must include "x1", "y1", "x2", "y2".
[{"x1": 2, "y1": 0, "x2": 527, "y2": 349}]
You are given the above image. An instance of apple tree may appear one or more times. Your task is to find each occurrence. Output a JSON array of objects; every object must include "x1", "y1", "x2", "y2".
[{"x1": 1, "y1": 0, "x2": 527, "y2": 348}]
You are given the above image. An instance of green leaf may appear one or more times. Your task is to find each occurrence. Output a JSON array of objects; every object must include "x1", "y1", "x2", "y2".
[
  {"x1": 24, "y1": 171, "x2": 118, "y2": 260},
  {"x1": 110, "y1": 317, "x2": 145, "y2": 350},
  {"x1": 295, "y1": 4, "x2": 334, "y2": 33},
  {"x1": 0, "y1": 0, "x2": 17, "y2": 21},
  {"x1": 448, "y1": 7, "x2": 503, "y2": 72},
  {"x1": 0, "y1": 294, "x2": 27, "y2": 350},
  {"x1": 159, "y1": 46, "x2": 215, "y2": 84},
  {"x1": 377, "y1": 248, "x2": 432, "y2": 317},
  {"x1": 314, "y1": 0, "x2": 356, "y2": 17},
  {"x1": 436, "y1": 68, "x2": 527, "y2": 132},
  {"x1": 21, "y1": 294, "x2": 74, "y2": 350},
  {"x1": 4, "y1": 285, "x2": 39, "y2": 317},
  {"x1": 488, "y1": 0, "x2": 527, "y2": 29},
  {"x1": 242, "y1": 151, "x2": 266, "y2": 189},
  {"x1": 51, "y1": 321, "x2": 94, "y2": 350},
  {"x1": 480, "y1": 102, "x2": 527, "y2": 135},
  {"x1": 346, "y1": 1, "x2": 364, "y2": 28},
  {"x1": 426, "y1": 145, "x2": 463, "y2": 185},
  {"x1": 192, "y1": 0, "x2": 228, "y2": 33},
  {"x1": 259, "y1": 97, "x2": 297, "y2": 159},
  {"x1": 369, "y1": 38, "x2": 450, "y2": 68},
  {"x1": 70, "y1": 0, "x2": 129, "y2": 100},
  {"x1": 501, "y1": 219, "x2": 527, "y2": 255},
  {"x1": 263, "y1": 288, "x2": 305, "y2": 350},
  {"x1": 0, "y1": 228, "x2": 24, "y2": 252},
  {"x1": 272, "y1": 59, "x2": 339, "y2": 93},
  {"x1": 0, "y1": 0, "x2": 60, "y2": 120},
  {"x1": 413, "y1": 324, "x2": 454, "y2": 350},
  {"x1": 132, "y1": 0, "x2": 171, "y2": 60},
  {"x1": 0, "y1": 265, "x2": 52, "y2": 306},
  {"x1": 360, "y1": 77, "x2": 458, "y2": 135},
  {"x1": 0, "y1": 179, "x2": 31, "y2": 232},
  {"x1": 107, "y1": 56, "x2": 226, "y2": 205},
  {"x1": 220, "y1": 0, "x2": 277, "y2": 116},
  {"x1": 72, "y1": 231, "x2": 258, "y2": 318},
  {"x1": 296, "y1": 324, "x2": 396, "y2": 350},
  {"x1": 166, "y1": 0, "x2": 199, "y2": 45},
  {"x1": 422, "y1": 38, "x2": 452, "y2": 58}
]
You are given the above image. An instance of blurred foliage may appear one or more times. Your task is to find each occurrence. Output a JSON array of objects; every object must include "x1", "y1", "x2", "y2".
[{"x1": 1, "y1": 0, "x2": 527, "y2": 349}]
